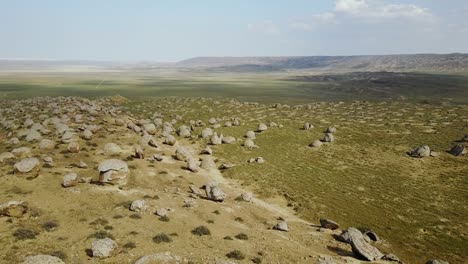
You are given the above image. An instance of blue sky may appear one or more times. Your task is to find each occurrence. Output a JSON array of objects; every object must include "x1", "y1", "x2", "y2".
[{"x1": 0, "y1": 0, "x2": 467, "y2": 61}]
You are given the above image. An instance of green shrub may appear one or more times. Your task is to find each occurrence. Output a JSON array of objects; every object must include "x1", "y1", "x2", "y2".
[
  {"x1": 191, "y1": 226, "x2": 211, "y2": 236},
  {"x1": 159, "y1": 215, "x2": 170, "y2": 222},
  {"x1": 123, "y1": 241, "x2": 136, "y2": 249},
  {"x1": 226, "y1": 250, "x2": 245, "y2": 260},
  {"x1": 252, "y1": 257, "x2": 262, "y2": 263},
  {"x1": 88, "y1": 231, "x2": 114, "y2": 240},
  {"x1": 42, "y1": 220, "x2": 59, "y2": 232},
  {"x1": 13, "y1": 229, "x2": 38, "y2": 240},
  {"x1": 153, "y1": 233, "x2": 172, "y2": 243},
  {"x1": 234, "y1": 233, "x2": 248, "y2": 240}
]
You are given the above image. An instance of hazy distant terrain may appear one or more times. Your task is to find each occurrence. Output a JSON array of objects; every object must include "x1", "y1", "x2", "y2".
[
  {"x1": 2, "y1": 53, "x2": 468, "y2": 73},
  {"x1": 177, "y1": 54, "x2": 468, "y2": 73}
]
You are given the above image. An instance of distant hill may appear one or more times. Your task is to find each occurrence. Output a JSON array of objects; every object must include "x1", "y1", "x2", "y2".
[
  {"x1": 177, "y1": 54, "x2": 468, "y2": 72},
  {"x1": 2, "y1": 54, "x2": 468, "y2": 73}
]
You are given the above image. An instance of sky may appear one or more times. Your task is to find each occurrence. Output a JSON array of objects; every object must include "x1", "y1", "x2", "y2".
[{"x1": 0, "y1": 0, "x2": 467, "y2": 61}]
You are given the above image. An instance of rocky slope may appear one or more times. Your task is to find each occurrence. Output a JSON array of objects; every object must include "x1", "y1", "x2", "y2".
[{"x1": 0, "y1": 95, "x2": 452, "y2": 264}]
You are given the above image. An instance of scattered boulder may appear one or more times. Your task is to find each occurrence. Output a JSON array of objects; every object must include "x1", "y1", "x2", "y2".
[
  {"x1": 39, "y1": 139, "x2": 56, "y2": 150},
  {"x1": 67, "y1": 142, "x2": 80, "y2": 153},
  {"x1": 61, "y1": 131, "x2": 76, "y2": 143},
  {"x1": 425, "y1": 260, "x2": 449, "y2": 264},
  {"x1": 178, "y1": 126, "x2": 191, "y2": 137},
  {"x1": 350, "y1": 236, "x2": 384, "y2": 261},
  {"x1": 257, "y1": 123, "x2": 268, "y2": 132},
  {"x1": 103, "y1": 143, "x2": 122, "y2": 155},
  {"x1": 14, "y1": 158, "x2": 40, "y2": 173},
  {"x1": 175, "y1": 146, "x2": 191, "y2": 161},
  {"x1": 22, "y1": 255, "x2": 65, "y2": 264},
  {"x1": 0, "y1": 201, "x2": 28, "y2": 217},
  {"x1": 201, "y1": 128, "x2": 213, "y2": 139},
  {"x1": 245, "y1": 131, "x2": 256, "y2": 139},
  {"x1": 309, "y1": 140, "x2": 323, "y2": 148},
  {"x1": 130, "y1": 200, "x2": 146, "y2": 212},
  {"x1": 273, "y1": 220, "x2": 289, "y2": 232},
  {"x1": 77, "y1": 161, "x2": 88, "y2": 168},
  {"x1": 155, "y1": 208, "x2": 168, "y2": 217},
  {"x1": 208, "y1": 117, "x2": 217, "y2": 125},
  {"x1": 43, "y1": 156, "x2": 54, "y2": 167},
  {"x1": 219, "y1": 163, "x2": 235, "y2": 170},
  {"x1": 320, "y1": 218, "x2": 340, "y2": 230},
  {"x1": 221, "y1": 136, "x2": 236, "y2": 144},
  {"x1": 337, "y1": 227, "x2": 363, "y2": 243},
  {"x1": 91, "y1": 238, "x2": 117, "y2": 258},
  {"x1": 134, "y1": 145, "x2": 145, "y2": 159},
  {"x1": 200, "y1": 157, "x2": 216, "y2": 170},
  {"x1": 243, "y1": 138, "x2": 257, "y2": 149},
  {"x1": 240, "y1": 192, "x2": 253, "y2": 202},
  {"x1": 82, "y1": 129, "x2": 93, "y2": 140},
  {"x1": 187, "y1": 158, "x2": 200, "y2": 172},
  {"x1": 204, "y1": 182, "x2": 226, "y2": 202},
  {"x1": 144, "y1": 123, "x2": 157, "y2": 135},
  {"x1": 200, "y1": 146, "x2": 213, "y2": 155},
  {"x1": 134, "y1": 252, "x2": 188, "y2": 264},
  {"x1": 408, "y1": 145, "x2": 431, "y2": 158},
  {"x1": 322, "y1": 133, "x2": 334, "y2": 143},
  {"x1": 382, "y1": 254, "x2": 401, "y2": 262},
  {"x1": 25, "y1": 129, "x2": 42, "y2": 142},
  {"x1": 8, "y1": 137, "x2": 20, "y2": 144},
  {"x1": 165, "y1": 135, "x2": 177, "y2": 146},
  {"x1": 364, "y1": 230, "x2": 380, "y2": 242},
  {"x1": 303, "y1": 122, "x2": 314, "y2": 130},
  {"x1": 210, "y1": 133, "x2": 222, "y2": 145},
  {"x1": 449, "y1": 144, "x2": 466, "y2": 156},
  {"x1": 0, "y1": 152, "x2": 15, "y2": 163},
  {"x1": 326, "y1": 127, "x2": 337, "y2": 133},
  {"x1": 97, "y1": 159, "x2": 129, "y2": 185},
  {"x1": 62, "y1": 173, "x2": 78, "y2": 188},
  {"x1": 12, "y1": 147, "x2": 32, "y2": 157}
]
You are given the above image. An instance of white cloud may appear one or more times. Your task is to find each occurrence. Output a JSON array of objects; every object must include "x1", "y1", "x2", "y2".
[
  {"x1": 335, "y1": 0, "x2": 368, "y2": 14},
  {"x1": 334, "y1": 0, "x2": 432, "y2": 19},
  {"x1": 247, "y1": 20, "x2": 280, "y2": 35}
]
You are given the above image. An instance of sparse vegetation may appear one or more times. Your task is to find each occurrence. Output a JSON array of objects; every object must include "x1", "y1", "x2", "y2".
[
  {"x1": 234, "y1": 233, "x2": 249, "y2": 240},
  {"x1": 234, "y1": 217, "x2": 244, "y2": 223},
  {"x1": 123, "y1": 241, "x2": 136, "y2": 249},
  {"x1": 88, "y1": 231, "x2": 114, "y2": 240},
  {"x1": 226, "y1": 250, "x2": 245, "y2": 260},
  {"x1": 252, "y1": 257, "x2": 262, "y2": 264},
  {"x1": 153, "y1": 233, "x2": 172, "y2": 243},
  {"x1": 90, "y1": 218, "x2": 109, "y2": 226},
  {"x1": 159, "y1": 215, "x2": 170, "y2": 222},
  {"x1": 13, "y1": 229, "x2": 38, "y2": 240},
  {"x1": 191, "y1": 226, "x2": 211, "y2": 236},
  {"x1": 42, "y1": 220, "x2": 59, "y2": 232}
]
